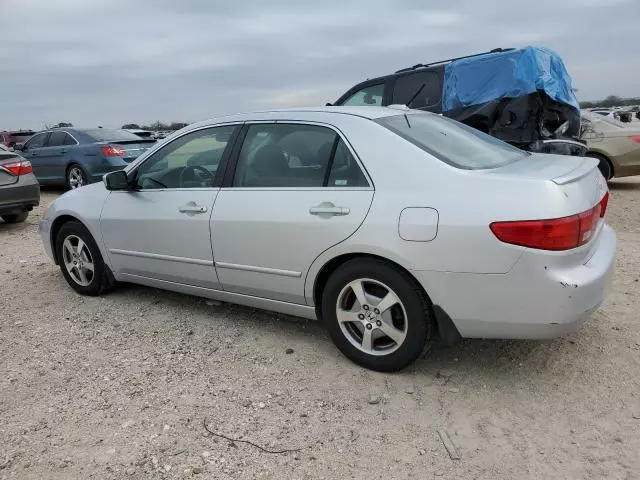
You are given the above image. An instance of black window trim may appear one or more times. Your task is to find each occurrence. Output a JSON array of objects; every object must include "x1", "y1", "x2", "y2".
[
  {"x1": 220, "y1": 120, "x2": 373, "y2": 190},
  {"x1": 126, "y1": 123, "x2": 242, "y2": 191}
]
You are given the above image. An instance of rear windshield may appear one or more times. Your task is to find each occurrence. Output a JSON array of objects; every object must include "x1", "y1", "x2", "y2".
[
  {"x1": 376, "y1": 113, "x2": 528, "y2": 169},
  {"x1": 83, "y1": 129, "x2": 143, "y2": 142}
]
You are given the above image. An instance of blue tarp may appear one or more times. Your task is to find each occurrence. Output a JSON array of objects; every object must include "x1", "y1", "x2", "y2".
[{"x1": 442, "y1": 46, "x2": 579, "y2": 112}]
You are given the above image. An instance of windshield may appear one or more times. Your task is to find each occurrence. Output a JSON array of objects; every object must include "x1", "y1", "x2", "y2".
[
  {"x1": 84, "y1": 129, "x2": 144, "y2": 142},
  {"x1": 376, "y1": 113, "x2": 528, "y2": 169}
]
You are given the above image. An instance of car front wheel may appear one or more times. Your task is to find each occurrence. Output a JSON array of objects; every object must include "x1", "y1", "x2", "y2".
[
  {"x1": 1, "y1": 211, "x2": 29, "y2": 223},
  {"x1": 321, "y1": 258, "x2": 433, "y2": 372},
  {"x1": 55, "y1": 221, "x2": 114, "y2": 295}
]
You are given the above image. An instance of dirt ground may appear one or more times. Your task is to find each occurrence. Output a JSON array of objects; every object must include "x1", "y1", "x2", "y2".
[{"x1": 1, "y1": 180, "x2": 639, "y2": 480}]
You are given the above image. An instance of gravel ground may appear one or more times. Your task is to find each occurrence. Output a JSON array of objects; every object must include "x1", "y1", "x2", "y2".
[{"x1": 1, "y1": 180, "x2": 639, "y2": 480}]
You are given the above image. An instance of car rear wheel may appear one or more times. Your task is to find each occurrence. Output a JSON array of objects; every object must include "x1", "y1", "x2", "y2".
[
  {"x1": 2, "y1": 211, "x2": 29, "y2": 223},
  {"x1": 588, "y1": 154, "x2": 613, "y2": 181},
  {"x1": 321, "y1": 258, "x2": 433, "y2": 372},
  {"x1": 55, "y1": 221, "x2": 114, "y2": 295},
  {"x1": 66, "y1": 165, "x2": 87, "y2": 190}
]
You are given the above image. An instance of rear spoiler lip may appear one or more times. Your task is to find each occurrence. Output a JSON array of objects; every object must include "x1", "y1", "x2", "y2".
[{"x1": 551, "y1": 157, "x2": 599, "y2": 185}]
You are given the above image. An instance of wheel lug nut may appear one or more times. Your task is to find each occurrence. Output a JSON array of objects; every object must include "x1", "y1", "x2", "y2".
[
  {"x1": 358, "y1": 314, "x2": 365, "y2": 320},
  {"x1": 365, "y1": 323, "x2": 372, "y2": 330},
  {"x1": 374, "y1": 308, "x2": 380, "y2": 314},
  {"x1": 376, "y1": 320, "x2": 382, "y2": 327},
  {"x1": 363, "y1": 305, "x2": 369, "y2": 310}
]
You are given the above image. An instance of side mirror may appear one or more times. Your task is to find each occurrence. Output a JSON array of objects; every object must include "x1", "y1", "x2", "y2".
[{"x1": 103, "y1": 170, "x2": 130, "y2": 190}]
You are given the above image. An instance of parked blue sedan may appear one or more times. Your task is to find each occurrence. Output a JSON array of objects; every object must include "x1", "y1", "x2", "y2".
[{"x1": 17, "y1": 128, "x2": 156, "y2": 189}]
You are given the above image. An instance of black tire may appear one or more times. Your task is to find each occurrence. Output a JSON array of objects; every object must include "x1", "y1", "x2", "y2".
[
  {"x1": 66, "y1": 164, "x2": 88, "y2": 190},
  {"x1": 321, "y1": 258, "x2": 433, "y2": 372},
  {"x1": 55, "y1": 220, "x2": 114, "y2": 296},
  {"x1": 2, "y1": 211, "x2": 29, "y2": 223},
  {"x1": 588, "y1": 154, "x2": 613, "y2": 181}
]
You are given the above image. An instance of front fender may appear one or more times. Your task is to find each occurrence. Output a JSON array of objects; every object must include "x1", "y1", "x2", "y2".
[{"x1": 42, "y1": 183, "x2": 111, "y2": 266}]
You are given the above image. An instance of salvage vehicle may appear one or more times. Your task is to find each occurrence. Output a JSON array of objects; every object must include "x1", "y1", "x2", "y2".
[
  {"x1": 15, "y1": 128, "x2": 156, "y2": 189},
  {"x1": 581, "y1": 110, "x2": 640, "y2": 179},
  {"x1": 332, "y1": 47, "x2": 589, "y2": 159},
  {"x1": 0, "y1": 144, "x2": 39, "y2": 223},
  {"x1": 0, "y1": 129, "x2": 36, "y2": 150},
  {"x1": 39, "y1": 107, "x2": 615, "y2": 371}
]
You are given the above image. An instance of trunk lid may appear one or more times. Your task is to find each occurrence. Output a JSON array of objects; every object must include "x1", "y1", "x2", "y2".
[
  {"x1": 101, "y1": 139, "x2": 155, "y2": 162},
  {"x1": 487, "y1": 153, "x2": 607, "y2": 212}
]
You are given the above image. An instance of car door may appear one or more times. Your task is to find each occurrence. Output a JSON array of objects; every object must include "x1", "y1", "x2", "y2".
[
  {"x1": 37, "y1": 131, "x2": 70, "y2": 181},
  {"x1": 100, "y1": 124, "x2": 240, "y2": 289},
  {"x1": 211, "y1": 122, "x2": 374, "y2": 305},
  {"x1": 20, "y1": 132, "x2": 50, "y2": 181}
]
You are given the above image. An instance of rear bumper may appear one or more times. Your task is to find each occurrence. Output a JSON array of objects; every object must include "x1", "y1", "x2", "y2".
[
  {"x1": 0, "y1": 174, "x2": 40, "y2": 215},
  {"x1": 414, "y1": 224, "x2": 616, "y2": 339}
]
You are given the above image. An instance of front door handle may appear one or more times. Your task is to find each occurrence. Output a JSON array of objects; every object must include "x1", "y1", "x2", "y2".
[
  {"x1": 178, "y1": 202, "x2": 207, "y2": 214},
  {"x1": 309, "y1": 202, "x2": 350, "y2": 217}
]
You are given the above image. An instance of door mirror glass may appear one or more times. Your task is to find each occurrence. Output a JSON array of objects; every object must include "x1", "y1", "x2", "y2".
[{"x1": 104, "y1": 170, "x2": 130, "y2": 190}]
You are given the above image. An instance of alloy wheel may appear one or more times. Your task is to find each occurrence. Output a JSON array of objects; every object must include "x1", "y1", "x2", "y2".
[
  {"x1": 68, "y1": 167, "x2": 85, "y2": 189},
  {"x1": 336, "y1": 278, "x2": 408, "y2": 356},
  {"x1": 62, "y1": 234, "x2": 94, "y2": 286}
]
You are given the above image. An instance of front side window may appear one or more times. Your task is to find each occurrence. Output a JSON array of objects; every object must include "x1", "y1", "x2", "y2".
[
  {"x1": 233, "y1": 124, "x2": 369, "y2": 188},
  {"x1": 342, "y1": 84, "x2": 384, "y2": 107},
  {"x1": 23, "y1": 133, "x2": 48, "y2": 150},
  {"x1": 377, "y1": 113, "x2": 527, "y2": 170},
  {"x1": 135, "y1": 125, "x2": 236, "y2": 190}
]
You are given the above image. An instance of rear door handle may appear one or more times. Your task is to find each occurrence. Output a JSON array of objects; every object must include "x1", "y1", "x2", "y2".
[
  {"x1": 178, "y1": 203, "x2": 207, "y2": 214},
  {"x1": 309, "y1": 202, "x2": 350, "y2": 217},
  {"x1": 60, "y1": 149, "x2": 67, "y2": 154}
]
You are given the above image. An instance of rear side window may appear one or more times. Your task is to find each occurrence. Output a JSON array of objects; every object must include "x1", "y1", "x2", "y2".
[
  {"x1": 377, "y1": 113, "x2": 527, "y2": 170},
  {"x1": 48, "y1": 131, "x2": 67, "y2": 147},
  {"x1": 392, "y1": 71, "x2": 441, "y2": 109},
  {"x1": 233, "y1": 124, "x2": 369, "y2": 188},
  {"x1": 64, "y1": 133, "x2": 77, "y2": 145},
  {"x1": 341, "y1": 84, "x2": 384, "y2": 107}
]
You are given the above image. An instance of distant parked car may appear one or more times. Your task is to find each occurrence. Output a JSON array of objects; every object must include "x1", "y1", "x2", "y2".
[
  {"x1": 39, "y1": 107, "x2": 614, "y2": 371},
  {"x1": 16, "y1": 128, "x2": 156, "y2": 189},
  {"x1": 124, "y1": 129, "x2": 157, "y2": 140},
  {"x1": 1, "y1": 130, "x2": 37, "y2": 150},
  {"x1": 581, "y1": 111, "x2": 640, "y2": 179},
  {"x1": 0, "y1": 144, "x2": 40, "y2": 223}
]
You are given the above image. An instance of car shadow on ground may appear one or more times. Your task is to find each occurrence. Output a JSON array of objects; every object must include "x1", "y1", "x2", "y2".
[
  {"x1": 104, "y1": 282, "x2": 580, "y2": 381},
  {"x1": 608, "y1": 180, "x2": 640, "y2": 191}
]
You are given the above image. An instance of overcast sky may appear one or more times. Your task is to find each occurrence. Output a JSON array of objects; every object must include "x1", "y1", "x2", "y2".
[{"x1": 2, "y1": 0, "x2": 639, "y2": 130}]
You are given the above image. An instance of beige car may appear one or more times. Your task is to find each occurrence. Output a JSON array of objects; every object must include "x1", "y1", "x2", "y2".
[{"x1": 581, "y1": 110, "x2": 640, "y2": 180}]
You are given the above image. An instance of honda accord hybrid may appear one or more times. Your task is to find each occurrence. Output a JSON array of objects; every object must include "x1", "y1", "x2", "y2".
[{"x1": 39, "y1": 107, "x2": 615, "y2": 371}]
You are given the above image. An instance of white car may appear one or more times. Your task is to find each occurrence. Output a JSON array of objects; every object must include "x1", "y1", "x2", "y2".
[{"x1": 39, "y1": 107, "x2": 615, "y2": 371}]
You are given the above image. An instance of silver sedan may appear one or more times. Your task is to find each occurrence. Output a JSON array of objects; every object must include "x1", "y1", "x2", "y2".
[{"x1": 39, "y1": 107, "x2": 616, "y2": 371}]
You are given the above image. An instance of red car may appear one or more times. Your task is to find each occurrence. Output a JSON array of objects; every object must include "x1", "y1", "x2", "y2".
[{"x1": 0, "y1": 130, "x2": 36, "y2": 150}]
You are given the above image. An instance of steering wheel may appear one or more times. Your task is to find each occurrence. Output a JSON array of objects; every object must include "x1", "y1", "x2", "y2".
[{"x1": 179, "y1": 165, "x2": 214, "y2": 188}]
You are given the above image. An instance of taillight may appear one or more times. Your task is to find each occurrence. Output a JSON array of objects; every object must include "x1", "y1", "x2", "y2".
[
  {"x1": 490, "y1": 193, "x2": 609, "y2": 251},
  {"x1": 599, "y1": 191, "x2": 609, "y2": 218},
  {"x1": 630, "y1": 136, "x2": 640, "y2": 144},
  {"x1": 101, "y1": 145, "x2": 125, "y2": 157},
  {"x1": 0, "y1": 158, "x2": 33, "y2": 176}
]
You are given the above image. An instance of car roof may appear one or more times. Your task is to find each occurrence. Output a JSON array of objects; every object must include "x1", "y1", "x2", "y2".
[{"x1": 188, "y1": 106, "x2": 412, "y2": 129}]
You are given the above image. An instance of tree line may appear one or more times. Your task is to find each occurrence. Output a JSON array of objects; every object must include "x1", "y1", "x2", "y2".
[
  {"x1": 580, "y1": 95, "x2": 640, "y2": 109},
  {"x1": 121, "y1": 121, "x2": 189, "y2": 131}
]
